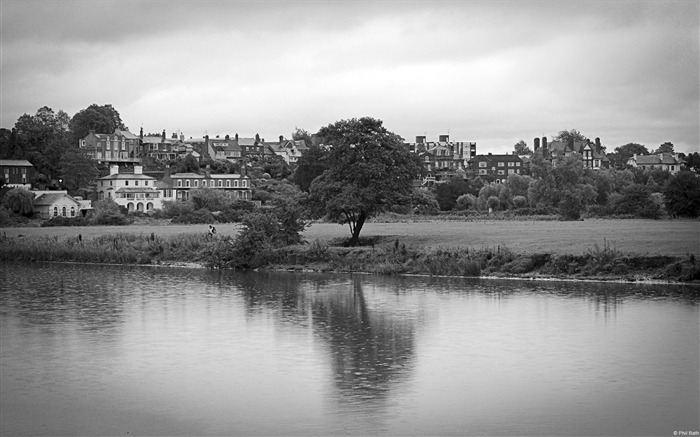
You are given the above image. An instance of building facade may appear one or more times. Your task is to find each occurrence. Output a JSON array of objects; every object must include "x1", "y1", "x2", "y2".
[
  {"x1": 405, "y1": 135, "x2": 477, "y2": 182},
  {"x1": 0, "y1": 159, "x2": 34, "y2": 189},
  {"x1": 162, "y1": 171, "x2": 252, "y2": 202},
  {"x1": 468, "y1": 153, "x2": 523, "y2": 183},
  {"x1": 80, "y1": 129, "x2": 141, "y2": 164},
  {"x1": 97, "y1": 165, "x2": 163, "y2": 212}
]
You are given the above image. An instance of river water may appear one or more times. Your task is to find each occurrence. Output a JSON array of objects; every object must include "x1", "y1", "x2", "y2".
[{"x1": 1, "y1": 262, "x2": 698, "y2": 436}]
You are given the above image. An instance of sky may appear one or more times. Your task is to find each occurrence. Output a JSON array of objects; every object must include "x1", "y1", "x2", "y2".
[{"x1": 1, "y1": 0, "x2": 698, "y2": 155}]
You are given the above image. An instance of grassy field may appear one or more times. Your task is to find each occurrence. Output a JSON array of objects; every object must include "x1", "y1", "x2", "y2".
[{"x1": 2, "y1": 219, "x2": 698, "y2": 257}]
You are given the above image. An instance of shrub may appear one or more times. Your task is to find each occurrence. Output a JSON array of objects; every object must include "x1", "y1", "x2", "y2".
[
  {"x1": 486, "y1": 196, "x2": 500, "y2": 211},
  {"x1": 512, "y1": 195, "x2": 528, "y2": 209},
  {"x1": 664, "y1": 171, "x2": 700, "y2": 218},
  {"x1": 455, "y1": 194, "x2": 476, "y2": 211},
  {"x1": 170, "y1": 209, "x2": 215, "y2": 224}
]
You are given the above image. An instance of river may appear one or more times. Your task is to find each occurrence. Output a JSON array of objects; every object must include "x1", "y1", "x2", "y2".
[{"x1": 1, "y1": 262, "x2": 698, "y2": 436}]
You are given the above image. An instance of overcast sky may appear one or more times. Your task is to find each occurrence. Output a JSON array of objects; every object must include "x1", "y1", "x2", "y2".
[{"x1": 1, "y1": 0, "x2": 698, "y2": 154}]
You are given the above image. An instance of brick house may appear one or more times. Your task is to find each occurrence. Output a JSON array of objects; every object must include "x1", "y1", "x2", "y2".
[
  {"x1": 162, "y1": 169, "x2": 252, "y2": 202},
  {"x1": 0, "y1": 159, "x2": 34, "y2": 189},
  {"x1": 468, "y1": 153, "x2": 523, "y2": 183},
  {"x1": 532, "y1": 136, "x2": 610, "y2": 169},
  {"x1": 405, "y1": 134, "x2": 477, "y2": 182},
  {"x1": 80, "y1": 129, "x2": 141, "y2": 164}
]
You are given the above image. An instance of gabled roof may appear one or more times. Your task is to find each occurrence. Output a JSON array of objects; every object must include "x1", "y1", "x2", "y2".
[
  {"x1": 0, "y1": 159, "x2": 33, "y2": 167},
  {"x1": 34, "y1": 193, "x2": 80, "y2": 206},
  {"x1": 115, "y1": 129, "x2": 139, "y2": 140},
  {"x1": 238, "y1": 138, "x2": 257, "y2": 146},
  {"x1": 634, "y1": 154, "x2": 683, "y2": 165}
]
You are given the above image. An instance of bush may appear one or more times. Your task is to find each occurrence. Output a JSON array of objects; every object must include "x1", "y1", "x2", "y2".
[
  {"x1": 486, "y1": 196, "x2": 500, "y2": 211},
  {"x1": 455, "y1": 194, "x2": 476, "y2": 211},
  {"x1": 664, "y1": 171, "x2": 700, "y2": 218},
  {"x1": 41, "y1": 216, "x2": 91, "y2": 227},
  {"x1": 170, "y1": 209, "x2": 215, "y2": 224},
  {"x1": 611, "y1": 184, "x2": 661, "y2": 219},
  {"x1": 217, "y1": 200, "x2": 256, "y2": 223},
  {"x1": 512, "y1": 195, "x2": 528, "y2": 209}
]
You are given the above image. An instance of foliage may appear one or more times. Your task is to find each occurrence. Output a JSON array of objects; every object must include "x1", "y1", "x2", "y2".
[
  {"x1": 7, "y1": 107, "x2": 71, "y2": 180},
  {"x1": 552, "y1": 128, "x2": 590, "y2": 144},
  {"x1": 306, "y1": 117, "x2": 419, "y2": 245},
  {"x1": 69, "y1": 104, "x2": 126, "y2": 144},
  {"x1": 512, "y1": 195, "x2": 527, "y2": 208},
  {"x1": 653, "y1": 142, "x2": 674, "y2": 154},
  {"x1": 189, "y1": 188, "x2": 231, "y2": 212},
  {"x1": 435, "y1": 177, "x2": 471, "y2": 211},
  {"x1": 608, "y1": 143, "x2": 649, "y2": 169},
  {"x1": 291, "y1": 127, "x2": 312, "y2": 147},
  {"x1": 91, "y1": 200, "x2": 132, "y2": 225},
  {"x1": 505, "y1": 173, "x2": 533, "y2": 199},
  {"x1": 171, "y1": 154, "x2": 200, "y2": 174},
  {"x1": 293, "y1": 144, "x2": 329, "y2": 192},
  {"x1": 684, "y1": 152, "x2": 700, "y2": 174},
  {"x1": 664, "y1": 171, "x2": 700, "y2": 218},
  {"x1": 513, "y1": 139, "x2": 533, "y2": 156},
  {"x1": 59, "y1": 147, "x2": 100, "y2": 194},
  {"x1": 1, "y1": 188, "x2": 35, "y2": 216},
  {"x1": 455, "y1": 193, "x2": 477, "y2": 211},
  {"x1": 528, "y1": 154, "x2": 596, "y2": 220},
  {"x1": 411, "y1": 188, "x2": 440, "y2": 215},
  {"x1": 170, "y1": 208, "x2": 215, "y2": 224}
]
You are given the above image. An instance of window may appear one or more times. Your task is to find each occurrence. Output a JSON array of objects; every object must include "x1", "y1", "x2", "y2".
[
  {"x1": 62, "y1": 206, "x2": 67, "y2": 217},
  {"x1": 234, "y1": 180, "x2": 239, "y2": 188},
  {"x1": 498, "y1": 170, "x2": 505, "y2": 175},
  {"x1": 186, "y1": 180, "x2": 190, "y2": 188},
  {"x1": 479, "y1": 169, "x2": 487, "y2": 175},
  {"x1": 478, "y1": 161, "x2": 487, "y2": 168},
  {"x1": 516, "y1": 162, "x2": 521, "y2": 167},
  {"x1": 218, "y1": 180, "x2": 222, "y2": 187},
  {"x1": 135, "y1": 180, "x2": 139, "y2": 186},
  {"x1": 101, "y1": 181, "x2": 104, "y2": 187},
  {"x1": 242, "y1": 180, "x2": 247, "y2": 188},
  {"x1": 225, "y1": 180, "x2": 230, "y2": 188},
  {"x1": 71, "y1": 207, "x2": 75, "y2": 217},
  {"x1": 177, "y1": 180, "x2": 182, "y2": 187},
  {"x1": 497, "y1": 162, "x2": 505, "y2": 167},
  {"x1": 508, "y1": 162, "x2": 514, "y2": 167},
  {"x1": 144, "y1": 181, "x2": 148, "y2": 186},
  {"x1": 125, "y1": 181, "x2": 129, "y2": 186},
  {"x1": 194, "y1": 180, "x2": 199, "y2": 188},
  {"x1": 110, "y1": 181, "x2": 113, "y2": 186},
  {"x1": 53, "y1": 206, "x2": 58, "y2": 217}
]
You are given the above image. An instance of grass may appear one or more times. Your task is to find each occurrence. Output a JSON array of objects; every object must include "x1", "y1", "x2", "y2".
[{"x1": 2, "y1": 218, "x2": 699, "y2": 256}]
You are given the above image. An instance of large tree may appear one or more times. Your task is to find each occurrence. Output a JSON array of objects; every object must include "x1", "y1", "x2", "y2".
[
  {"x1": 59, "y1": 147, "x2": 100, "y2": 194},
  {"x1": 608, "y1": 142, "x2": 649, "y2": 169},
  {"x1": 291, "y1": 127, "x2": 312, "y2": 147},
  {"x1": 293, "y1": 143, "x2": 329, "y2": 192},
  {"x1": 69, "y1": 104, "x2": 126, "y2": 144},
  {"x1": 11, "y1": 106, "x2": 71, "y2": 181},
  {"x1": 653, "y1": 142, "x2": 674, "y2": 154},
  {"x1": 306, "y1": 117, "x2": 419, "y2": 245},
  {"x1": 664, "y1": 171, "x2": 700, "y2": 218},
  {"x1": 552, "y1": 128, "x2": 590, "y2": 144}
]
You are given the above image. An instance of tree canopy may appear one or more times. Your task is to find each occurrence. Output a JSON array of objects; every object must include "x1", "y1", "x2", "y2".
[
  {"x1": 59, "y1": 147, "x2": 100, "y2": 195},
  {"x1": 306, "y1": 117, "x2": 419, "y2": 245},
  {"x1": 69, "y1": 104, "x2": 126, "y2": 144},
  {"x1": 552, "y1": 128, "x2": 590, "y2": 144},
  {"x1": 608, "y1": 143, "x2": 649, "y2": 169},
  {"x1": 513, "y1": 139, "x2": 533, "y2": 156}
]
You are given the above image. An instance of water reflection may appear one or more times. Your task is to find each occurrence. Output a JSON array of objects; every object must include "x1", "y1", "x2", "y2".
[{"x1": 1, "y1": 262, "x2": 698, "y2": 436}]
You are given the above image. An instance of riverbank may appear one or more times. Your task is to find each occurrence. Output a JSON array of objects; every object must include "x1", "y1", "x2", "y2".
[{"x1": 2, "y1": 229, "x2": 699, "y2": 284}]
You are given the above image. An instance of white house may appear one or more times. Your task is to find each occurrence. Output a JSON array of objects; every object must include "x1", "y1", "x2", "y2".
[
  {"x1": 33, "y1": 191, "x2": 90, "y2": 219},
  {"x1": 97, "y1": 165, "x2": 162, "y2": 212}
]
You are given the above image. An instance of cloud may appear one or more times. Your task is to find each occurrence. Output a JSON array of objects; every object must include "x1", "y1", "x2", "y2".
[{"x1": 1, "y1": 0, "x2": 697, "y2": 154}]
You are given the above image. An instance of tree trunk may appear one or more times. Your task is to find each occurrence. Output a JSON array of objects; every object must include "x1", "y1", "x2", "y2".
[{"x1": 348, "y1": 211, "x2": 367, "y2": 246}]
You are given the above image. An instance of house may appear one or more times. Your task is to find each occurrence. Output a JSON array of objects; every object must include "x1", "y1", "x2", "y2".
[
  {"x1": 162, "y1": 169, "x2": 252, "y2": 202},
  {"x1": 80, "y1": 129, "x2": 141, "y2": 164},
  {"x1": 140, "y1": 129, "x2": 183, "y2": 161},
  {"x1": 468, "y1": 153, "x2": 523, "y2": 183},
  {"x1": 33, "y1": 191, "x2": 90, "y2": 219},
  {"x1": 266, "y1": 136, "x2": 308, "y2": 165},
  {"x1": 97, "y1": 165, "x2": 162, "y2": 213},
  {"x1": 532, "y1": 136, "x2": 610, "y2": 169},
  {"x1": 627, "y1": 153, "x2": 684, "y2": 174},
  {"x1": 0, "y1": 159, "x2": 34, "y2": 189},
  {"x1": 405, "y1": 135, "x2": 477, "y2": 182}
]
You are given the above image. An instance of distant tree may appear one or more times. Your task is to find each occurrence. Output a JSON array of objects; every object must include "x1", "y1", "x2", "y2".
[
  {"x1": 291, "y1": 127, "x2": 313, "y2": 147},
  {"x1": 262, "y1": 155, "x2": 291, "y2": 180},
  {"x1": 59, "y1": 147, "x2": 100, "y2": 194},
  {"x1": 611, "y1": 184, "x2": 661, "y2": 218},
  {"x1": 608, "y1": 143, "x2": 649, "y2": 169},
  {"x1": 552, "y1": 128, "x2": 589, "y2": 144},
  {"x1": 664, "y1": 171, "x2": 700, "y2": 218},
  {"x1": 528, "y1": 154, "x2": 596, "y2": 219},
  {"x1": 1, "y1": 188, "x2": 35, "y2": 216},
  {"x1": 454, "y1": 193, "x2": 476, "y2": 211},
  {"x1": 411, "y1": 188, "x2": 440, "y2": 215},
  {"x1": 69, "y1": 104, "x2": 126, "y2": 144},
  {"x1": 513, "y1": 140, "x2": 533, "y2": 156},
  {"x1": 173, "y1": 154, "x2": 200, "y2": 174},
  {"x1": 306, "y1": 117, "x2": 418, "y2": 245},
  {"x1": 653, "y1": 142, "x2": 674, "y2": 154},
  {"x1": 505, "y1": 173, "x2": 533, "y2": 199}
]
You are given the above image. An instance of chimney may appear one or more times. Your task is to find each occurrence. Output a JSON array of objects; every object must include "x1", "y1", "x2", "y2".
[
  {"x1": 658, "y1": 153, "x2": 663, "y2": 161},
  {"x1": 110, "y1": 164, "x2": 119, "y2": 175},
  {"x1": 225, "y1": 134, "x2": 230, "y2": 140},
  {"x1": 139, "y1": 127, "x2": 143, "y2": 139},
  {"x1": 279, "y1": 135, "x2": 284, "y2": 144},
  {"x1": 595, "y1": 137, "x2": 601, "y2": 150},
  {"x1": 134, "y1": 165, "x2": 143, "y2": 175},
  {"x1": 161, "y1": 130, "x2": 166, "y2": 141},
  {"x1": 542, "y1": 136, "x2": 548, "y2": 154},
  {"x1": 235, "y1": 133, "x2": 239, "y2": 141},
  {"x1": 439, "y1": 134, "x2": 449, "y2": 142},
  {"x1": 534, "y1": 137, "x2": 540, "y2": 150},
  {"x1": 180, "y1": 133, "x2": 185, "y2": 142},
  {"x1": 255, "y1": 133, "x2": 260, "y2": 143}
]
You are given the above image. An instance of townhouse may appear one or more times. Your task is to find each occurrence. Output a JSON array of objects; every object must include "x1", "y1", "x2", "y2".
[
  {"x1": 1, "y1": 159, "x2": 35, "y2": 189},
  {"x1": 80, "y1": 129, "x2": 141, "y2": 164},
  {"x1": 161, "y1": 168, "x2": 252, "y2": 202},
  {"x1": 468, "y1": 153, "x2": 523, "y2": 183}
]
